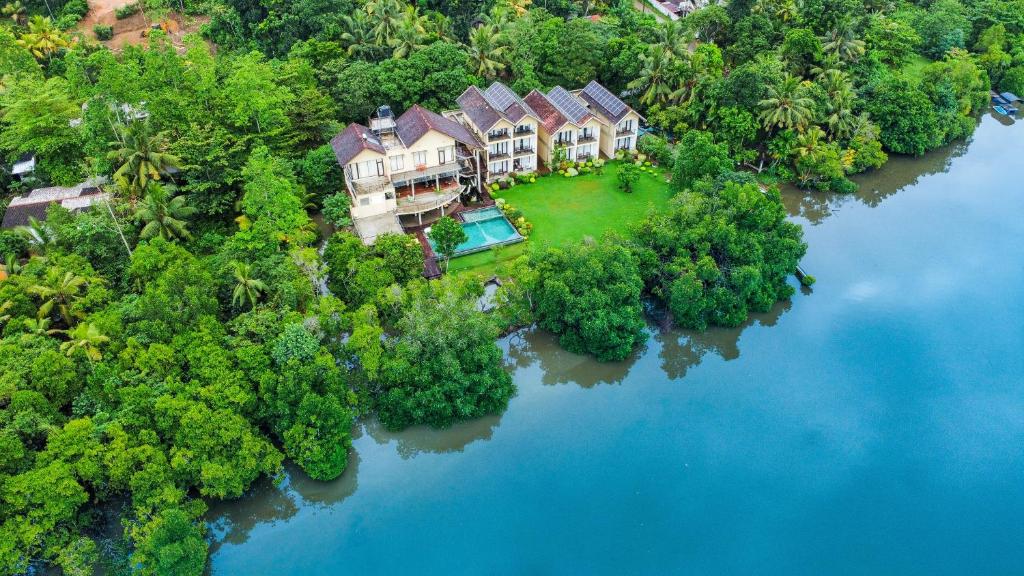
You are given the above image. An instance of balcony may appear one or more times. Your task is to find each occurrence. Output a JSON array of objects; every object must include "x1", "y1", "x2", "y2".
[
  {"x1": 514, "y1": 126, "x2": 535, "y2": 135},
  {"x1": 488, "y1": 150, "x2": 511, "y2": 160},
  {"x1": 616, "y1": 127, "x2": 635, "y2": 136},
  {"x1": 577, "y1": 134, "x2": 597, "y2": 143},
  {"x1": 576, "y1": 152, "x2": 594, "y2": 161},
  {"x1": 513, "y1": 147, "x2": 534, "y2": 156},
  {"x1": 555, "y1": 139, "x2": 574, "y2": 147},
  {"x1": 487, "y1": 130, "x2": 510, "y2": 142}
]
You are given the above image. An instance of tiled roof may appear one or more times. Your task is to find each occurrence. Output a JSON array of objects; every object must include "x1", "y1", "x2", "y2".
[
  {"x1": 2, "y1": 178, "x2": 109, "y2": 229},
  {"x1": 523, "y1": 90, "x2": 569, "y2": 134},
  {"x1": 396, "y1": 104, "x2": 482, "y2": 149},
  {"x1": 330, "y1": 123, "x2": 385, "y2": 166},
  {"x1": 456, "y1": 86, "x2": 501, "y2": 132},
  {"x1": 578, "y1": 80, "x2": 634, "y2": 123}
]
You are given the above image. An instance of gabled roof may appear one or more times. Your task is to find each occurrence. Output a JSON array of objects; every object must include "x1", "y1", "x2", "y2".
[
  {"x1": 523, "y1": 90, "x2": 570, "y2": 134},
  {"x1": 330, "y1": 123, "x2": 385, "y2": 166},
  {"x1": 483, "y1": 82, "x2": 540, "y2": 124},
  {"x1": 456, "y1": 86, "x2": 502, "y2": 132},
  {"x1": 1, "y1": 178, "x2": 109, "y2": 229},
  {"x1": 578, "y1": 80, "x2": 638, "y2": 123},
  {"x1": 546, "y1": 86, "x2": 593, "y2": 125},
  {"x1": 396, "y1": 104, "x2": 483, "y2": 149}
]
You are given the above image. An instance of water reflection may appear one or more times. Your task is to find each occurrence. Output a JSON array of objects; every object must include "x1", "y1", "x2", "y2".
[
  {"x1": 782, "y1": 138, "x2": 971, "y2": 225},
  {"x1": 363, "y1": 414, "x2": 503, "y2": 459},
  {"x1": 657, "y1": 298, "x2": 792, "y2": 380},
  {"x1": 506, "y1": 328, "x2": 644, "y2": 387}
]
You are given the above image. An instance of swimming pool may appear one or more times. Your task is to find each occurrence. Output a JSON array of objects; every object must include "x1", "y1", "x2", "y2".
[{"x1": 429, "y1": 206, "x2": 524, "y2": 257}]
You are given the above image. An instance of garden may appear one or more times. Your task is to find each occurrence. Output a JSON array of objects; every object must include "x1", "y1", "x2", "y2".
[{"x1": 448, "y1": 157, "x2": 673, "y2": 277}]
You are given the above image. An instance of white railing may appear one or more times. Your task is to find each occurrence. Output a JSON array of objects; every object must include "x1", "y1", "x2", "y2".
[{"x1": 394, "y1": 187, "x2": 463, "y2": 216}]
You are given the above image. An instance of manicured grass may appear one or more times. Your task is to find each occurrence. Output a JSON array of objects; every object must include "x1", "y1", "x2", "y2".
[{"x1": 448, "y1": 161, "x2": 673, "y2": 278}]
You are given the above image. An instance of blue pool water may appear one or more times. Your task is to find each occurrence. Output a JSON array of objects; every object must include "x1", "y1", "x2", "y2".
[{"x1": 430, "y1": 207, "x2": 523, "y2": 256}]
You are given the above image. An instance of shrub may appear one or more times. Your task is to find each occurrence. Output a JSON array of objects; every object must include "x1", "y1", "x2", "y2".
[
  {"x1": 800, "y1": 274, "x2": 816, "y2": 287},
  {"x1": 322, "y1": 192, "x2": 352, "y2": 228},
  {"x1": 565, "y1": 168, "x2": 579, "y2": 177},
  {"x1": 115, "y1": 3, "x2": 140, "y2": 19},
  {"x1": 637, "y1": 133, "x2": 673, "y2": 166},
  {"x1": 94, "y1": 24, "x2": 114, "y2": 40},
  {"x1": 0, "y1": 230, "x2": 28, "y2": 259}
]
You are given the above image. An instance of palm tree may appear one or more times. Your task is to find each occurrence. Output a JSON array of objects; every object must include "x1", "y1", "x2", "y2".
[
  {"x1": 28, "y1": 268, "x2": 92, "y2": 327},
  {"x1": 16, "y1": 216, "x2": 56, "y2": 256},
  {"x1": 628, "y1": 46, "x2": 679, "y2": 107},
  {"x1": 231, "y1": 261, "x2": 266, "y2": 310},
  {"x1": 795, "y1": 126, "x2": 827, "y2": 158},
  {"x1": 339, "y1": 12, "x2": 380, "y2": 58},
  {"x1": 759, "y1": 74, "x2": 815, "y2": 132},
  {"x1": 390, "y1": 7, "x2": 428, "y2": 58},
  {"x1": 57, "y1": 322, "x2": 109, "y2": 362},
  {"x1": 367, "y1": 0, "x2": 404, "y2": 46},
  {"x1": 3, "y1": 1, "x2": 27, "y2": 26},
  {"x1": 658, "y1": 20, "x2": 692, "y2": 61},
  {"x1": 133, "y1": 184, "x2": 195, "y2": 242},
  {"x1": 16, "y1": 15, "x2": 69, "y2": 61},
  {"x1": 0, "y1": 300, "x2": 12, "y2": 327},
  {"x1": 22, "y1": 316, "x2": 54, "y2": 336},
  {"x1": 823, "y1": 27, "x2": 866, "y2": 63},
  {"x1": 467, "y1": 25, "x2": 507, "y2": 79},
  {"x1": 4, "y1": 254, "x2": 23, "y2": 276},
  {"x1": 108, "y1": 123, "x2": 181, "y2": 203}
]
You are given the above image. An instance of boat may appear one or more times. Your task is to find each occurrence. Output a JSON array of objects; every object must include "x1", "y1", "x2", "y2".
[{"x1": 993, "y1": 105, "x2": 1011, "y2": 116}]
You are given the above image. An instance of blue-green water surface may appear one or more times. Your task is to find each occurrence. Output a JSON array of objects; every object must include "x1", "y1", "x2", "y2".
[{"x1": 207, "y1": 115, "x2": 1024, "y2": 575}]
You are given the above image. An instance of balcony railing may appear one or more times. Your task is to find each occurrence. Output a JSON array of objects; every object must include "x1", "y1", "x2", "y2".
[
  {"x1": 513, "y1": 147, "x2": 534, "y2": 156},
  {"x1": 488, "y1": 150, "x2": 510, "y2": 160},
  {"x1": 514, "y1": 126, "x2": 535, "y2": 135},
  {"x1": 555, "y1": 139, "x2": 574, "y2": 146},
  {"x1": 577, "y1": 134, "x2": 597, "y2": 143},
  {"x1": 488, "y1": 131, "x2": 510, "y2": 141},
  {"x1": 576, "y1": 153, "x2": 594, "y2": 161},
  {"x1": 616, "y1": 128, "x2": 635, "y2": 136}
]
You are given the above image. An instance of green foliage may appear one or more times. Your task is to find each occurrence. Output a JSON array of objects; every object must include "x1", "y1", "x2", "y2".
[
  {"x1": 322, "y1": 192, "x2": 352, "y2": 228},
  {"x1": 428, "y1": 216, "x2": 467, "y2": 271},
  {"x1": 534, "y1": 239, "x2": 647, "y2": 362},
  {"x1": 93, "y1": 24, "x2": 113, "y2": 41},
  {"x1": 114, "y1": 3, "x2": 140, "y2": 19},
  {"x1": 376, "y1": 279, "x2": 514, "y2": 429},
  {"x1": 671, "y1": 130, "x2": 733, "y2": 192},
  {"x1": 632, "y1": 180, "x2": 806, "y2": 330}
]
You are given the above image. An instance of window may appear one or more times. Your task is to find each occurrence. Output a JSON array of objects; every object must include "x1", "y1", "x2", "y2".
[
  {"x1": 390, "y1": 155, "x2": 404, "y2": 171},
  {"x1": 490, "y1": 141, "x2": 508, "y2": 156},
  {"x1": 557, "y1": 130, "x2": 573, "y2": 145},
  {"x1": 438, "y1": 146, "x2": 455, "y2": 164},
  {"x1": 490, "y1": 160, "x2": 509, "y2": 174},
  {"x1": 412, "y1": 151, "x2": 427, "y2": 167},
  {"x1": 579, "y1": 127, "x2": 593, "y2": 140},
  {"x1": 618, "y1": 119, "x2": 634, "y2": 133},
  {"x1": 350, "y1": 158, "x2": 385, "y2": 179}
]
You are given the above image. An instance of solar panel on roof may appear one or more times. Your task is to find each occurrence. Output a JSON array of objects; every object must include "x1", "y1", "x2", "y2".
[
  {"x1": 484, "y1": 83, "x2": 517, "y2": 113},
  {"x1": 547, "y1": 86, "x2": 589, "y2": 123},
  {"x1": 586, "y1": 81, "x2": 626, "y2": 117}
]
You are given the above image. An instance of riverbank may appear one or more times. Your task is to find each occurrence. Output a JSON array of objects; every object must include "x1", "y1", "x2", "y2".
[{"x1": 207, "y1": 113, "x2": 1024, "y2": 575}]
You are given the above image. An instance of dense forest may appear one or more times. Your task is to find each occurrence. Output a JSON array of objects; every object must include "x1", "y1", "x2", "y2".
[{"x1": 0, "y1": 0, "x2": 1018, "y2": 573}]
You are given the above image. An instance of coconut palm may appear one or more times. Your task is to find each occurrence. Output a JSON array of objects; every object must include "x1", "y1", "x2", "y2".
[
  {"x1": 22, "y1": 316, "x2": 54, "y2": 336},
  {"x1": 390, "y1": 7, "x2": 428, "y2": 58},
  {"x1": 658, "y1": 20, "x2": 692, "y2": 60},
  {"x1": 759, "y1": 74, "x2": 815, "y2": 132},
  {"x1": 15, "y1": 216, "x2": 56, "y2": 256},
  {"x1": 795, "y1": 126, "x2": 827, "y2": 158},
  {"x1": 628, "y1": 46, "x2": 679, "y2": 107},
  {"x1": 16, "y1": 16, "x2": 69, "y2": 61},
  {"x1": 3, "y1": 1, "x2": 27, "y2": 26},
  {"x1": 367, "y1": 0, "x2": 404, "y2": 46},
  {"x1": 823, "y1": 27, "x2": 866, "y2": 63},
  {"x1": 231, "y1": 261, "x2": 266, "y2": 310},
  {"x1": 58, "y1": 322, "x2": 109, "y2": 362},
  {"x1": 467, "y1": 25, "x2": 507, "y2": 79},
  {"x1": 133, "y1": 184, "x2": 194, "y2": 242},
  {"x1": 339, "y1": 12, "x2": 380, "y2": 58},
  {"x1": 108, "y1": 123, "x2": 181, "y2": 202},
  {"x1": 28, "y1": 268, "x2": 92, "y2": 327}
]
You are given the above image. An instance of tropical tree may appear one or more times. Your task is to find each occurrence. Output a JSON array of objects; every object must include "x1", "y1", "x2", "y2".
[
  {"x1": 628, "y1": 46, "x2": 679, "y2": 107},
  {"x1": 467, "y1": 25, "x2": 507, "y2": 79},
  {"x1": 339, "y1": 12, "x2": 379, "y2": 58},
  {"x1": 58, "y1": 322, "x2": 109, "y2": 362},
  {"x1": 366, "y1": 0, "x2": 404, "y2": 46},
  {"x1": 759, "y1": 74, "x2": 815, "y2": 132},
  {"x1": 2, "y1": 1, "x2": 26, "y2": 25},
  {"x1": 28, "y1": 268, "x2": 92, "y2": 326},
  {"x1": 16, "y1": 216, "x2": 56, "y2": 256},
  {"x1": 428, "y1": 216, "x2": 467, "y2": 272},
  {"x1": 231, "y1": 261, "x2": 266, "y2": 309},
  {"x1": 390, "y1": 7, "x2": 428, "y2": 58},
  {"x1": 658, "y1": 20, "x2": 692, "y2": 61},
  {"x1": 108, "y1": 124, "x2": 181, "y2": 202},
  {"x1": 16, "y1": 16, "x2": 69, "y2": 62},
  {"x1": 133, "y1": 184, "x2": 195, "y2": 241},
  {"x1": 823, "y1": 26, "x2": 865, "y2": 63}
]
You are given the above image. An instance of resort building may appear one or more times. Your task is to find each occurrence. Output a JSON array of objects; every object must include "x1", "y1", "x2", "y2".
[
  {"x1": 330, "y1": 104, "x2": 485, "y2": 243},
  {"x1": 446, "y1": 82, "x2": 541, "y2": 181},
  {"x1": 523, "y1": 82, "x2": 642, "y2": 168},
  {"x1": 1, "y1": 177, "x2": 110, "y2": 229}
]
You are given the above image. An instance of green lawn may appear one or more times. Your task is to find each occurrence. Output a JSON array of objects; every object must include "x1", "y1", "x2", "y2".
[
  {"x1": 447, "y1": 161, "x2": 673, "y2": 278},
  {"x1": 901, "y1": 54, "x2": 931, "y2": 84}
]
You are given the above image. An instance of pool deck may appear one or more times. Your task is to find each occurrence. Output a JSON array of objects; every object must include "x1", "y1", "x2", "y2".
[{"x1": 408, "y1": 191, "x2": 497, "y2": 278}]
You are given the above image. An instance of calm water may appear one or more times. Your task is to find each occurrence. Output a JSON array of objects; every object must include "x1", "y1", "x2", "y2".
[{"x1": 207, "y1": 114, "x2": 1024, "y2": 575}]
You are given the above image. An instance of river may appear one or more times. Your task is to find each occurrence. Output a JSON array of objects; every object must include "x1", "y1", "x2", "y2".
[{"x1": 206, "y1": 113, "x2": 1024, "y2": 575}]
